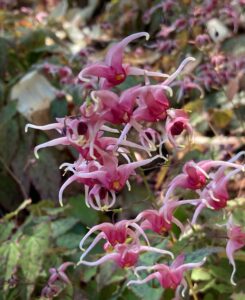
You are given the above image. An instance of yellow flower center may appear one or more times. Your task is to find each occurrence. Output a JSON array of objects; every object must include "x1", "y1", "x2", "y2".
[
  {"x1": 115, "y1": 73, "x2": 125, "y2": 81},
  {"x1": 112, "y1": 180, "x2": 121, "y2": 190}
]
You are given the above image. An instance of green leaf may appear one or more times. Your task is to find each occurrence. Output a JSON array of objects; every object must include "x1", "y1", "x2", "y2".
[
  {"x1": 50, "y1": 98, "x2": 68, "y2": 119},
  {"x1": 184, "y1": 247, "x2": 222, "y2": 263},
  {"x1": 0, "y1": 101, "x2": 17, "y2": 129},
  {"x1": 128, "y1": 279, "x2": 163, "y2": 300},
  {"x1": 191, "y1": 268, "x2": 212, "y2": 281},
  {"x1": 56, "y1": 233, "x2": 81, "y2": 249},
  {"x1": 19, "y1": 222, "x2": 50, "y2": 298},
  {"x1": 210, "y1": 109, "x2": 233, "y2": 129},
  {"x1": 209, "y1": 265, "x2": 231, "y2": 282},
  {"x1": 0, "y1": 173, "x2": 22, "y2": 212},
  {"x1": 0, "y1": 37, "x2": 12, "y2": 78},
  {"x1": 97, "y1": 262, "x2": 125, "y2": 290},
  {"x1": 82, "y1": 266, "x2": 97, "y2": 283},
  {"x1": 29, "y1": 148, "x2": 61, "y2": 200},
  {"x1": 51, "y1": 217, "x2": 79, "y2": 238},
  {"x1": 115, "y1": 288, "x2": 140, "y2": 300},
  {"x1": 0, "y1": 221, "x2": 14, "y2": 243},
  {"x1": 0, "y1": 241, "x2": 20, "y2": 292},
  {"x1": 0, "y1": 117, "x2": 19, "y2": 165},
  {"x1": 213, "y1": 283, "x2": 233, "y2": 293},
  {"x1": 222, "y1": 35, "x2": 245, "y2": 56},
  {"x1": 203, "y1": 293, "x2": 215, "y2": 300},
  {"x1": 67, "y1": 196, "x2": 99, "y2": 227},
  {"x1": 19, "y1": 29, "x2": 46, "y2": 51},
  {"x1": 139, "y1": 239, "x2": 169, "y2": 266}
]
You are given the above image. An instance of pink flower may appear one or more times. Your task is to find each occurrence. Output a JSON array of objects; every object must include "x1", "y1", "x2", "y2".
[
  {"x1": 127, "y1": 254, "x2": 206, "y2": 297},
  {"x1": 162, "y1": 153, "x2": 244, "y2": 223},
  {"x1": 90, "y1": 88, "x2": 135, "y2": 125},
  {"x1": 79, "y1": 220, "x2": 150, "y2": 257},
  {"x1": 190, "y1": 155, "x2": 244, "y2": 223},
  {"x1": 41, "y1": 262, "x2": 74, "y2": 298},
  {"x1": 132, "y1": 85, "x2": 170, "y2": 122},
  {"x1": 135, "y1": 209, "x2": 173, "y2": 235},
  {"x1": 164, "y1": 160, "x2": 210, "y2": 202},
  {"x1": 192, "y1": 34, "x2": 211, "y2": 50},
  {"x1": 135, "y1": 199, "x2": 197, "y2": 235},
  {"x1": 48, "y1": 262, "x2": 74, "y2": 285},
  {"x1": 59, "y1": 154, "x2": 166, "y2": 209},
  {"x1": 165, "y1": 109, "x2": 193, "y2": 147},
  {"x1": 226, "y1": 216, "x2": 245, "y2": 285},
  {"x1": 79, "y1": 241, "x2": 173, "y2": 269},
  {"x1": 78, "y1": 32, "x2": 167, "y2": 89},
  {"x1": 25, "y1": 115, "x2": 120, "y2": 160}
]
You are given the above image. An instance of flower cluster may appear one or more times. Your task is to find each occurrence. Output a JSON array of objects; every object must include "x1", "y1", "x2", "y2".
[
  {"x1": 26, "y1": 32, "x2": 194, "y2": 211},
  {"x1": 26, "y1": 32, "x2": 245, "y2": 298},
  {"x1": 41, "y1": 262, "x2": 74, "y2": 298}
]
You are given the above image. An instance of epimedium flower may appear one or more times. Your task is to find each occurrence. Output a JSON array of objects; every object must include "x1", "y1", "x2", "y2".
[
  {"x1": 113, "y1": 57, "x2": 196, "y2": 148},
  {"x1": 225, "y1": 215, "x2": 245, "y2": 285},
  {"x1": 41, "y1": 262, "x2": 74, "y2": 298},
  {"x1": 78, "y1": 32, "x2": 168, "y2": 89},
  {"x1": 191, "y1": 34, "x2": 212, "y2": 51},
  {"x1": 79, "y1": 220, "x2": 150, "y2": 258},
  {"x1": 132, "y1": 84, "x2": 171, "y2": 123},
  {"x1": 190, "y1": 164, "x2": 244, "y2": 224},
  {"x1": 138, "y1": 128, "x2": 161, "y2": 153},
  {"x1": 165, "y1": 109, "x2": 193, "y2": 148},
  {"x1": 58, "y1": 154, "x2": 167, "y2": 209},
  {"x1": 163, "y1": 152, "x2": 245, "y2": 224},
  {"x1": 127, "y1": 254, "x2": 206, "y2": 297},
  {"x1": 164, "y1": 159, "x2": 237, "y2": 201},
  {"x1": 25, "y1": 115, "x2": 119, "y2": 159},
  {"x1": 134, "y1": 198, "x2": 199, "y2": 235},
  {"x1": 78, "y1": 240, "x2": 174, "y2": 269}
]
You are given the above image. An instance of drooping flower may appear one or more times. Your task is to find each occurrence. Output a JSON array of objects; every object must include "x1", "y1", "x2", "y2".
[
  {"x1": 58, "y1": 154, "x2": 167, "y2": 209},
  {"x1": 164, "y1": 153, "x2": 245, "y2": 202},
  {"x1": 41, "y1": 262, "x2": 74, "y2": 298},
  {"x1": 79, "y1": 220, "x2": 150, "y2": 257},
  {"x1": 78, "y1": 241, "x2": 173, "y2": 269},
  {"x1": 165, "y1": 109, "x2": 193, "y2": 147},
  {"x1": 190, "y1": 159, "x2": 244, "y2": 224},
  {"x1": 135, "y1": 199, "x2": 198, "y2": 235},
  {"x1": 78, "y1": 32, "x2": 168, "y2": 89},
  {"x1": 127, "y1": 254, "x2": 206, "y2": 297},
  {"x1": 225, "y1": 216, "x2": 245, "y2": 285}
]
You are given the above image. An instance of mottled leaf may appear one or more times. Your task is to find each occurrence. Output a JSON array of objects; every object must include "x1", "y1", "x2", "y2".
[
  {"x1": 51, "y1": 217, "x2": 79, "y2": 238},
  {"x1": 19, "y1": 222, "x2": 50, "y2": 298},
  {"x1": 0, "y1": 241, "x2": 20, "y2": 291}
]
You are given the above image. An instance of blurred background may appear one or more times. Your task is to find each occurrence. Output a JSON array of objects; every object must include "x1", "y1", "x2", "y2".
[{"x1": 0, "y1": 1, "x2": 244, "y2": 299}]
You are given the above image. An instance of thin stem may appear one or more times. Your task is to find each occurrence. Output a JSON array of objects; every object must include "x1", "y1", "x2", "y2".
[{"x1": 185, "y1": 272, "x2": 199, "y2": 300}]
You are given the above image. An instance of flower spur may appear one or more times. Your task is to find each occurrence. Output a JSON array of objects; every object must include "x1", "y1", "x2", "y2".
[
  {"x1": 127, "y1": 254, "x2": 206, "y2": 297},
  {"x1": 78, "y1": 32, "x2": 168, "y2": 89}
]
